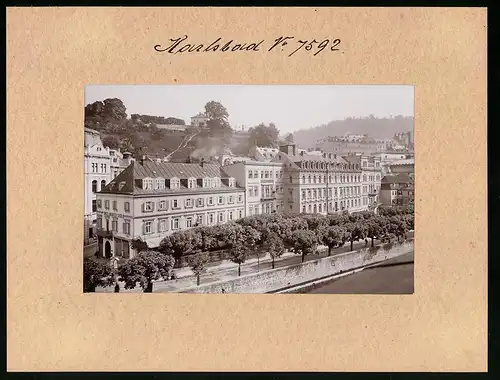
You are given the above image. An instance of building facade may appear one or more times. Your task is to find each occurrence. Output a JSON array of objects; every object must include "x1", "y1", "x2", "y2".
[
  {"x1": 190, "y1": 112, "x2": 210, "y2": 127},
  {"x1": 222, "y1": 161, "x2": 286, "y2": 216},
  {"x1": 361, "y1": 155, "x2": 382, "y2": 208},
  {"x1": 84, "y1": 128, "x2": 133, "y2": 246},
  {"x1": 96, "y1": 159, "x2": 245, "y2": 259},
  {"x1": 379, "y1": 173, "x2": 414, "y2": 206},
  {"x1": 271, "y1": 144, "x2": 367, "y2": 214}
]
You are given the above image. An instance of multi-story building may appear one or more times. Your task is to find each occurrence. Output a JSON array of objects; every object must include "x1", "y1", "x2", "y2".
[
  {"x1": 361, "y1": 155, "x2": 382, "y2": 208},
  {"x1": 222, "y1": 160, "x2": 286, "y2": 216},
  {"x1": 270, "y1": 144, "x2": 366, "y2": 214},
  {"x1": 84, "y1": 128, "x2": 133, "y2": 246},
  {"x1": 342, "y1": 153, "x2": 381, "y2": 211},
  {"x1": 379, "y1": 173, "x2": 414, "y2": 206},
  {"x1": 96, "y1": 158, "x2": 245, "y2": 259}
]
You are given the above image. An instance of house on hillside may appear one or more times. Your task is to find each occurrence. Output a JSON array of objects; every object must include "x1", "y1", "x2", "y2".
[{"x1": 190, "y1": 112, "x2": 209, "y2": 127}]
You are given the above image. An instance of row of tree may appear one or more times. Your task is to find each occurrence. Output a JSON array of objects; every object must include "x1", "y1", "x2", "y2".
[
  {"x1": 131, "y1": 114, "x2": 185, "y2": 125},
  {"x1": 84, "y1": 205, "x2": 413, "y2": 293}
]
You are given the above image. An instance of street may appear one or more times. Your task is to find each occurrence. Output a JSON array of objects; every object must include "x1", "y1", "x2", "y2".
[{"x1": 300, "y1": 252, "x2": 414, "y2": 294}]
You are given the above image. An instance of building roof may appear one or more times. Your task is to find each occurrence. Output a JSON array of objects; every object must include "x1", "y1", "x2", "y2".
[
  {"x1": 342, "y1": 155, "x2": 362, "y2": 165},
  {"x1": 389, "y1": 158, "x2": 415, "y2": 166},
  {"x1": 191, "y1": 112, "x2": 208, "y2": 118},
  {"x1": 100, "y1": 161, "x2": 241, "y2": 195},
  {"x1": 381, "y1": 173, "x2": 412, "y2": 184}
]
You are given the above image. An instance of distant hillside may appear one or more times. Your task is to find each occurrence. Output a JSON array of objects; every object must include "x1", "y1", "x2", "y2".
[{"x1": 293, "y1": 115, "x2": 414, "y2": 149}]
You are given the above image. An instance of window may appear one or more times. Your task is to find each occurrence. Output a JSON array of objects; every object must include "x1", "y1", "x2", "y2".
[
  {"x1": 260, "y1": 171, "x2": 264, "y2": 179},
  {"x1": 92, "y1": 200, "x2": 97, "y2": 212},
  {"x1": 171, "y1": 218, "x2": 180, "y2": 230},
  {"x1": 96, "y1": 218, "x2": 102, "y2": 229},
  {"x1": 101, "y1": 180, "x2": 106, "y2": 190},
  {"x1": 170, "y1": 178, "x2": 180, "y2": 189},
  {"x1": 112, "y1": 219, "x2": 118, "y2": 232},
  {"x1": 196, "y1": 214, "x2": 203, "y2": 226},
  {"x1": 156, "y1": 179, "x2": 166, "y2": 190},
  {"x1": 208, "y1": 197, "x2": 214, "y2": 206},
  {"x1": 144, "y1": 221, "x2": 153, "y2": 234},
  {"x1": 124, "y1": 201, "x2": 130, "y2": 212},
  {"x1": 249, "y1": 205, "x2": 253, "y2": 215},
  {"x1": 97, "y1": 199, "x2": 102, "y2": 208},
  {"x1": 209, "y1": 213, "x2": 215, "y2": 224},
  {"x1": 218, "y1": 212, "x2": 224, "y2": 223},
  {"x1": 218, "y1": 196, "x2": 224, "y2": 205},
  {"x1": 123, "y1": 221, "x2": 130, "y2": 235},
  {"x1": 249, "y1": 187, "x2": 254, "y2": 197},
  {"x1": 186, "y1": 217, "x2": 193, "y2": 228},
  {"x1": 203, "y1": 178, "x2": 210, "y2": 188},
  {"x1": 248, "y1": 171, "x2": 253, "y2": 179},
  {"x1": 112, "y1": 200, "x2": 117, "y2": 211},
  {"x1": 158, "y1": 200, "x2": 167, "y2": 210},
  {"x1": 228, "y1": 211, "x2": 233, "y2": 221},
  {"x1": 172, "y1": 199, "x2": 179, "y2": 209},
  {"x1": 188, "y1": 178, "x2": 197, "y2": 189},
  {"x1": 143, "y1": 178, "x2": 153, "y2": 190},
  {"x1": 91, "y1": 163, "x2": 97, "y2": 173},
  {"x1": 229, "y1": 178, "x2": 235, "y2": 187},
  {"x1": 289, "y1": 176, "x2": 292, "y2": 183},
  {"x1": 301, "y1": 190, "x2": 306, "y2": 199},
  {"x1": 196, "y1": 198, "x2": 204, "y2": 207},
  {"x1": 238, "y1": 195, "x2": 243, "y2": 203},
  {"x1": 238, "y1": 209, "x2": 243, "y2": 219},
  {"x1": 228, "y1": 195, "x2": 234, "y2": 204},
  {"x1": 143, "y1": 201, "x2": 153, "y2": 212},
  {"x1": 254, "y1": 170, "x2": 258, "y2": 178},
  {"x1": 92, "y1": 180, "x2": 97, "y2": 193},
  {"x1": 104, "y1": 200, "x2": 110, "y2": 210},
  {"x1": 185, "y1": 198, "x2": 193, "y2": 208}
]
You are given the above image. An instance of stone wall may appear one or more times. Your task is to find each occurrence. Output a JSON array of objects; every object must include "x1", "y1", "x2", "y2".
[{"x1": 175, "y1": 239, "x2": 414, "y2": 294}]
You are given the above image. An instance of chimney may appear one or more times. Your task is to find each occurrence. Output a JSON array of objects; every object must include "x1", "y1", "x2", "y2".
[
  {"x1": 200, "y1": 157, "x2": 205, "y2": 168},
  {"x1": 300, "y1": 151, "x2": 304, "y2": 156},
  {"x1": 140, "y1": 155, "x2": 146, "y2": 166}
]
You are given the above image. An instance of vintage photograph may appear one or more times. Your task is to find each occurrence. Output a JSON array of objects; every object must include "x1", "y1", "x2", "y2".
[{"x1": 83, "y1": 85, "x2": 414, "y2": 294}]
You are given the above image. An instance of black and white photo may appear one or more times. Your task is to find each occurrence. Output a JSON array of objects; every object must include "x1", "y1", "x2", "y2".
[{"x1": 83, "y1": 85, "x2": 415, "y2": 294}]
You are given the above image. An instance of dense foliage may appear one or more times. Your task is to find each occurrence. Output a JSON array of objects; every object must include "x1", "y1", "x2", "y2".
[
  {"x1": 83, "y1": 258, "x2": 115, "y2": 292},
  {"x1": 157, "y1": 206, "x2": 414, "y2": 268}
]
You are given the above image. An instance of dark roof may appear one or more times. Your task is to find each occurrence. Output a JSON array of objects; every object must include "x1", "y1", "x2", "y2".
[
  {"x1": 381, "y1": 173, "x2": 411, "y2": 184},
  {"x1": 100, "y1": 161, "x2": 242, "y2": 195},
  {"x1": 342, "y1": 155, "x2": 362, "y2": 165}
]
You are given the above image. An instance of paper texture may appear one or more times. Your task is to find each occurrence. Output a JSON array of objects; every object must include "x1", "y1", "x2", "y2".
[{"x1": 7, "y1": 7, "x2": 487, "y2": 372}]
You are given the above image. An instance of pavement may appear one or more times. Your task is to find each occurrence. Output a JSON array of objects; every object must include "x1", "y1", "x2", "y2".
[
  {"x1": 300, "y1": 252, "x2": 414, "y2": 294},
  {"x1": 95, "y1": 231, "x2": 413, "y2": 293}
]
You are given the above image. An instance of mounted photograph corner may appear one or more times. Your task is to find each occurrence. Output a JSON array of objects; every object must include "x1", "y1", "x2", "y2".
[{"x1": 83, "y1": 85, "x2": 415, "y2": 294}]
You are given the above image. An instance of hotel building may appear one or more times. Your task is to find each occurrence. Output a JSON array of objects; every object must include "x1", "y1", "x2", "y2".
[{"x1": 96, "y1": 159, "x2": 245, "y2": 259}]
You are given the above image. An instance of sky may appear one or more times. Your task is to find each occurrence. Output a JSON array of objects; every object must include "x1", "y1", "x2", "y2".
[{"x1": 85, "y1": 85, "x2": 414, "y2": 135}]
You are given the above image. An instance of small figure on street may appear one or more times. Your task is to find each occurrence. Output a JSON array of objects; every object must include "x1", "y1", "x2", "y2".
[
  {"x1": 114, "y1": 283, "x2": 120, "y2": 293},
  {"x1": 221, "y1": 288, "x2": 226, "y2": 293},
  {"x1": 365, "y1": 238, "x2": 368, "y2": 245}
]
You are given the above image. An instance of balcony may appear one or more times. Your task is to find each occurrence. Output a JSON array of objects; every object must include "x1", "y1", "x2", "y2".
[
  {"x1": 261, "y1": 178, "x2": 274, "y2": 183},
  {"x1": 261, "y1": 195, "x2": 276, "y2": 201},
  {"x1": 97, "y1": 228, "x2": 113, "y2": 238}
]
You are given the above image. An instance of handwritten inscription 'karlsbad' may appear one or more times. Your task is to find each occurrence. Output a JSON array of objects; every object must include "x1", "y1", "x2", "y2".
[{"x1": 154, "y1": 35, "x2": 342, "y2": 57}]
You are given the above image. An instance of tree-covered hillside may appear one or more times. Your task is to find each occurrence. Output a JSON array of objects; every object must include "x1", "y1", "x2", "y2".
[{"x1": 293, "y1": 115, "x2": 414, "y2": 148}]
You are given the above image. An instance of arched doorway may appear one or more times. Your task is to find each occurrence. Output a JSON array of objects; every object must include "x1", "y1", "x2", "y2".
[{"x1": 105, "y1": 241, "x2": 112, "y2": 258}]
